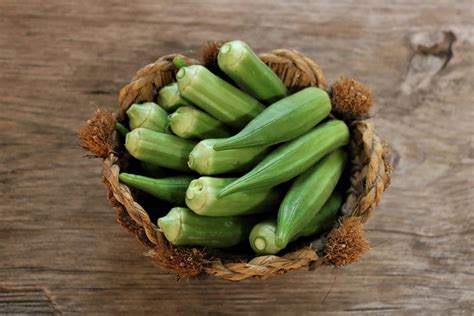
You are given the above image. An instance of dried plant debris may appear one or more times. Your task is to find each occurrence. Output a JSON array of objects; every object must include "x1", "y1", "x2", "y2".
[
  {"x1": 324, "y1": 216, "x2": 370, "y2": 267},
  {"x1": 331, "y1": 77, "x2": 373, "y2": 121},
  {"x1": 147, "y1": 245, "x2": 206, "y2": 279},
  {"x1": 79, "y1": 109, "x2": 115, "y2": 158}
]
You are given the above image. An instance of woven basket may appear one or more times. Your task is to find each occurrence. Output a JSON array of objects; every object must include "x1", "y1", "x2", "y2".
[{"x1": 80, "y1": 42, "x2": 392, "y2": 281}]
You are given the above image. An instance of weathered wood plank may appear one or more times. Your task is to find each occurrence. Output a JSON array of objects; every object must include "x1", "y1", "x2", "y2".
[{"x1": 0, "y1": 0, "x2": 473, "y2": 314}]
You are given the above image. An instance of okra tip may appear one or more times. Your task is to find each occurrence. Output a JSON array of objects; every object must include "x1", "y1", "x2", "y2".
[
  {"x1": 212, "y1": 138, "x2": 243, "y2": 151},
  {"x1": 218, "y1": 182, "x2": 239, "y2": 198},
  {"x1": 275, "y1": 231, "x2": 289, "y2": 249}
]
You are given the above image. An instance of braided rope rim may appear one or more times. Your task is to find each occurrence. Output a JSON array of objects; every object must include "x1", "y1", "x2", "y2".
[{"x1": 98, "y1": 47, "x2": 391, "y2": 280}]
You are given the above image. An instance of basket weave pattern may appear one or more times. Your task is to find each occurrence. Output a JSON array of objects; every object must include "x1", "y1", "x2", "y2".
[{"x1": 83, "y1": 44, "x2": 392, "y2": 281}]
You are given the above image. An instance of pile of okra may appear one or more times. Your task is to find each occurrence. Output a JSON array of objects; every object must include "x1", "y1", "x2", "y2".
[{"x1": 118, "y1": 40, "x2": 350, "y2": 255}]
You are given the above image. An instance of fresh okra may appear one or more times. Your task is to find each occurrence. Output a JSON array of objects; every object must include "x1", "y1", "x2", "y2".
[
  {"x1": 168, "y1": 106, "x2": 232, "y2": 140},
  {"x1": 185, "y1": 177, "x2": 281, "y2": 217},
  {"x1": 188, "y1": 139, "x2": 269, "y2": 175},
  {"x1": 276, "y1": 149, "x2": 347, "y2": 248},
  {"x1": 119, "y1": 173, "x2": 194, "y2": 205},
  {"x1": 219, "y1": 120, "x2": 350, "y2": 197},
  {"x1": 176, "y1": 65, "x2": 265, "y2": 129},
  {"x1": 218, "y1": 40, "x2": 288, "y2": 103},
  {"x1": 249, "y1": 193, "x2": 343, "y2": 255},
  {"x1": 213, "y1": 87, "x2": 331, "y2": 151},
  {"x1": 125, "y1": 128, "x2": 197, "y2": 172},
  {"x1": 157, "y1": 207, "x2": 255, "y2": 248},
  {"x1": 126, "y1": 102, "x2": 169, "y2": 132},
  {"x1": 157, "y1": 83, "x2": 194, "y2": 112}
]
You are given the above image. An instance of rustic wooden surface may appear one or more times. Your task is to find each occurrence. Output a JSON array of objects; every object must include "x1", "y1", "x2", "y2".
[{"x1": 1, "y1": 0, "x2": 473, "y2": 315}]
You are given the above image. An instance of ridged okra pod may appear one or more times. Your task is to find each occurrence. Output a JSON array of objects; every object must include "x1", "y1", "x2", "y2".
[
  {"x1": 213, "y1": 87, "x2": 331, "y2": 151},
  {"x1": 185, "y1": 177, "x2": 281, "y2": 216},
  {"x1": 168, "y1": 106, "x2": 232, "y2": 140},
  {"x1": 119, "y1": 173, "x2": 193, "y2": 205},
  {"x1": 218, "y1": 40, "x2": 288, "y2": 103},
  {"x1": 176, "y1": 65, "x2": 265, "y2": 129},
  {"x1": 158, "y1": 207, "x2": 254, "y2": 248},
  {"x1": 249, "y1": 193, "x2": 343, "y2": 254},
  {"x1": 157, "y1": 83, "x2": 194, "y2": 112},
  {"x1": 276, "y1": 149, "x2": 347, "y2": 248},
  {"x1": 126, "y1": 102, "x2": 169, "y2": 132},
  {"x1": 188, "y1": 139, "x2": 269, "y2": 175},
  {"x1": 220, "y1": 120, "x2": 349, "y2": 196},
  {"x1": 125, "y1": 128, "x2": 197, "y2": 172}
]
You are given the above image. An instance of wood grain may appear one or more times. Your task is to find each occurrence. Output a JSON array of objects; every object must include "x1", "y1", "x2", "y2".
[{"x1": 1, "y1": 0, "x2": 473, "y2": 315}]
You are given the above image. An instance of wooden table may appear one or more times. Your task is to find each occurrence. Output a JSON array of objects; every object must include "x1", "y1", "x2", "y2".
[{"x1": 1, "y1": 1, "x2": 473, "y2": 314}]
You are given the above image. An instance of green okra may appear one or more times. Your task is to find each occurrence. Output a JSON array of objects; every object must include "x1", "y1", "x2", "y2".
[
  {"x1": 115, "y1": 122, "x2": 130, "y2": 137},
  {"x1": 188, "y1": 139, "x2": 269, "y2": 175},
  {"x1": 218, "y1": 40, "x2": 288, "y2": 103},
  {"x1": 219, "y1": 120, "x2": 350, "y2": 197},
  {"x1": 157, "y1": 83, "x2": 194, "y2": 112},
  {"x1": 276, "y1": 149, "x2": 347, "y2": 248},
  {"x1": 249, "y1": 193, "x2": 343, "y2": 255},
  {"x1": 158, "y1": 207, "x2": 254, "y2": 248},
  {"x1": 168, "y1": 106, "x2": 232, "y2": 140},
  {"x1": 125, "y1": 128, "x2": 197, "y2": 172},
  {"x1": 119, "y1": 173, "x2": 193, "y2": 205},
  {"x1": 185, "y1": 177, "x2": 281, "y2": 217},
  {"x1": 126, "y1": 102, "x2": 169, "y2": 132},
  {"x1": 176, "y1": 65, "x2": 265, "y2": 129},
  {"x1": 213, "y1": 87, "x2": 331, "y2": 151},
  {"x1": 139, "y1": 161, "x2": 168, "y2": 178},
  {"x1": 172, "y1": 55, "x2": 191, "y2": 68}
]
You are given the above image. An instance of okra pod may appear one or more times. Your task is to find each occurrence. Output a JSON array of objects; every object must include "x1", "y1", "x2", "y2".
[
  {"x1": 158, "y1": 207, "x2": 254, "y2": 248},
  {"x1": 276, "y1": 149, "x2": 347, "y2": 248},
  {"x1": 213, "y1": 87, "x2": 331, "y2": 151},
  {"x1": 218, "y1": 40, "x2": 288, "y2": 103},
  {"x1": 168, "y1": 106, "x2": 232, "y2": 140},
  {"x1": 249, "y1": 193, "x2": 343, "y2": 254},
  {"x1": 185, "y1": 177, "x2": 281, "y2": 216},
  {"x1": 125, "y1": 128, "x2": 197, "y2": 172},
  {"x1": 188, "y1": 139, "x2": 269, "y2": 175},
  {"x1": 220, "y1": 120, "x2": 349, "y2": 196},
  {"x1": 119, "y1": 173, "x2": 193, "y2": 205},
  {"x1": 157, "y1": 83, "x2": 194, "y2": 112},
  {"x1": 126, "y1": 102, "x2": 169, "y2": 132},
  {"x1": 176, "y1": 65, "x2": 265, "y2": 129}
]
